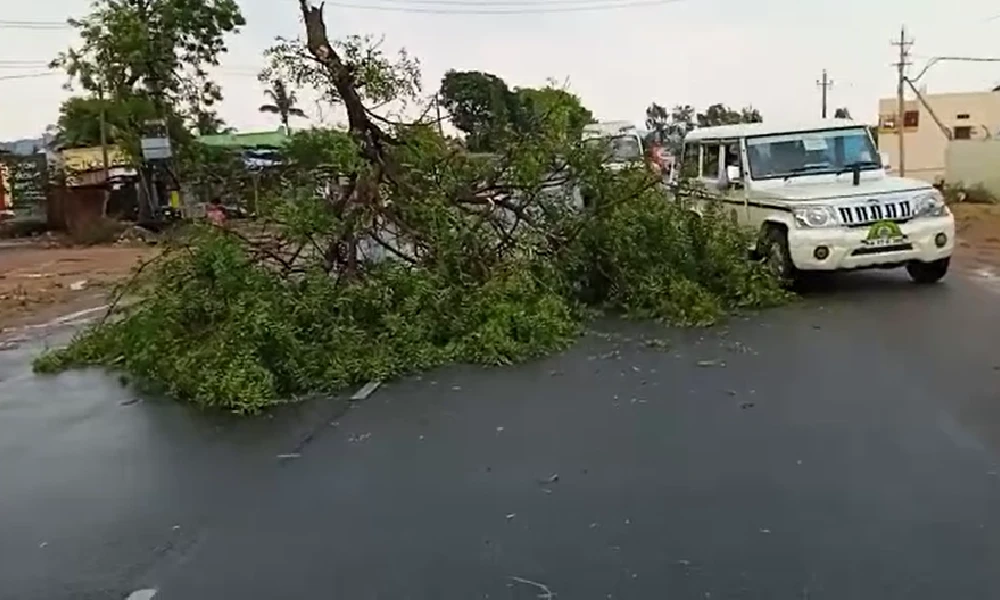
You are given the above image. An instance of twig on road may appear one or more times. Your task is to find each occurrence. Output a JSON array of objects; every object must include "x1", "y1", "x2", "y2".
[{"x1": 509, "y1": 575, "x2": 555, "y2": 599}]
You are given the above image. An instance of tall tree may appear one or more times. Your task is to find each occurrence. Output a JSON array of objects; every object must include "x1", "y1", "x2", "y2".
[
  {"x1": 644, "y1": 103, "x2": 670, "y2": 142},
  {"x1": 644, "y1": 103, "x2": 696, "y2": 155},
  {"x1": 52, "y1": 0, "x2": 246, "y2": 144},
  {"x1": 438, "y1": 71, "x2": 593, "y2": 151},
  {"x1": 259, "y1": 79, "x2": 307, "y2": 130},
  {"x1": 52, "y1": 96, "x2": 113, "y2": 149},
  {"x1": 696, "y1": 103, "x2": 762, "y2": 127},
  {"x1": 438, "y1": 70, "x2": 516, "y2": 152},
  {"x1": 261, "y1": 33, "x2": 421, "y2": 111},
  {"x1": 511, "y1": 85, "x2": 593, "y2": 141}
]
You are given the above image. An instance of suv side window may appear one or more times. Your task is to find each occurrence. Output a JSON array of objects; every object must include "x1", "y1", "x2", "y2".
[
  {"x1": 700, "y1": 143, "x2": 721, "y2": 180},
  {"x1": 723, "y1": 141, "x2": 744, "y2": 179},
  {"x1": 680, "y1": 142, "x2": 700, "y2": 179}
]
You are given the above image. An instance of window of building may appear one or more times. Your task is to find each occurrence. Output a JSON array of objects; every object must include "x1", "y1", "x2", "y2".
[
  {"x1": 903, "y1": 110, "x2": 919, "y2": 127},
  {"x1": 879, "y1": 114, "x2": 896, "y2": 129},
  {"x1": 957, "y1": 113, "x2": 970, "y2": 120},
  {"x1": 954, "y1": 126, "x2": 972, "y2": 140}
]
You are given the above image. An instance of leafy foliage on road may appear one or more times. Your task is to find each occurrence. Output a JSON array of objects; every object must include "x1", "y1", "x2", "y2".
[{"x1": 34, "y1": 1, "x2": 790, "y2": 414}]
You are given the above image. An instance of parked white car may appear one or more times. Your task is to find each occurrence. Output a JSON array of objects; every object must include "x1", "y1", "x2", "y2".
[{"x1": 674, "y1": 119, "x2": 954, "y2": 284}]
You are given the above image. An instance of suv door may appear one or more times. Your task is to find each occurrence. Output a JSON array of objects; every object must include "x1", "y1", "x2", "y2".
[{"x1": 721, "y1": 139, "x2": 750, "y2": 227}]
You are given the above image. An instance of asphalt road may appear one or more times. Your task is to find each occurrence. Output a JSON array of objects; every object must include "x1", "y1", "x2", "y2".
[{"x1": 3, "y1": 268, "x2": 1000, "y2": 599}]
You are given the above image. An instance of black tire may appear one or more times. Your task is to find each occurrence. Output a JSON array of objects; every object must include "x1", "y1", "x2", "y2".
[
  {"x1": 906, "y1": 257, "x2": 949, "y2": 284},
  {"x1": 761, "y1": 227, "x2": 797, "y2": 286}
]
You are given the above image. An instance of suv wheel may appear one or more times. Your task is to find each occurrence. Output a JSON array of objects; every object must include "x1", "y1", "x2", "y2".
[
  {"x1": 906, "y1": 257, "x2": 949, "y2": 284},
  {"x1": 762, "y1": 227, "x2": 797, "y2": 285}
]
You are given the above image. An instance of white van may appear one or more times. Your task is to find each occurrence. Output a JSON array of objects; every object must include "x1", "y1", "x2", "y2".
[
  {"x1": 674, "y1": 119, "x2": 954, "y2": 284},
  {"x1": 582, "y1": 121, "x2": 645, "y2": 171}
]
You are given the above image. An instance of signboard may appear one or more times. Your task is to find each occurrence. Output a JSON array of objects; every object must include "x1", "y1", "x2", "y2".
[
  {"x1": 141, "y1": 119, "x2": 172, "y2": 160},
  {"x1": 61, "y1": 145, "x2": 136, "y2": 186},
  {"x1": 62, "y1": 145, "x2": 132, "y2": 173},
  {"x1": 0, "y1": 155, "x2": 47, "y2": 211}
]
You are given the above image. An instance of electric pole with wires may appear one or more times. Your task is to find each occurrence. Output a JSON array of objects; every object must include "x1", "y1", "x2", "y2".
[
  {"x1": 817, "y1": 69, "x2": 833, "y2": 118},
  {"x1": 891, "y1": 26, "x2": 913, "y2": 176}
]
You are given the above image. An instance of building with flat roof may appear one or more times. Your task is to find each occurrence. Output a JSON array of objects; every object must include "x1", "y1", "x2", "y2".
[{"x1": 877, "y1": 89, "x2": 1000, "y2": 182}]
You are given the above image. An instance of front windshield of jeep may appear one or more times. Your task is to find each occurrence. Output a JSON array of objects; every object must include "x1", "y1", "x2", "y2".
[
  {"x1": 585, "y1": 135, "x2": 642, "y2": 163},
  {"x1": 745, "y1": 127, "x2": 879, "y2": 180}
]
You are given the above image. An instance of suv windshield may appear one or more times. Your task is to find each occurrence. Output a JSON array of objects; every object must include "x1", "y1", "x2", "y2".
[
  {"x1": 745, "y1": 127, "x2": 879, "y2": 180},
  {"x1": 585, "y1": 135, "x2": 642, "y2": 163}
]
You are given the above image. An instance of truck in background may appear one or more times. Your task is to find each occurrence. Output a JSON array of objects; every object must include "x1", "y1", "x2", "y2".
[{"x1": 582, "y1": 121, "x2": 645, "y2": 171}]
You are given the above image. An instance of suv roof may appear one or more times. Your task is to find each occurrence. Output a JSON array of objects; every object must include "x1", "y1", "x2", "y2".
[{"x1": 684, "y1": 118, "x2": 859, "y2": 142}]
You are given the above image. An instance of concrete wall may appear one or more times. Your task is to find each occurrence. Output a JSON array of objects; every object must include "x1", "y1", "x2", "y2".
[
  {"x1": 877, "y1": 90, "x2": 1000, "y2": 182},
  {"x1": 946, "y1": 140, "x2": 1000, "y2": 196}
]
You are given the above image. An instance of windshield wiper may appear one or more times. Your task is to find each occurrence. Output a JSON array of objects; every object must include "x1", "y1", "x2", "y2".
[
  {"x1": 835, "y1": 160, "x2": 881, "y2": 175},
  {"x1": 782, "y1": 165, "x2": 829, "y2": 181}
]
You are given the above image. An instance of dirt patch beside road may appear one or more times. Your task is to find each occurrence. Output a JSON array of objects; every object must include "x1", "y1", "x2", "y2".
[
  {"x1": 0, "y1": 244, "x2": 157, "y2": 332},
  {"x1": 952, "y1": 203, "x2": 1000, "y2": 270}
]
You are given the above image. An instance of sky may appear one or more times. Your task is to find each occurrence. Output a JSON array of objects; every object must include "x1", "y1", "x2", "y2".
[{"x1": 1, "y1": 0, "x2": 999, "y2": 141}]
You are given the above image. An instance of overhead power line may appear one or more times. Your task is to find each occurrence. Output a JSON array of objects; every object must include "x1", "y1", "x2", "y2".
[
  {"x1": 1, "y1": 0, "x2": 685, "y2": 21},
  {"x1": 0, "y1": 20, "x2": 68, "y2": 29},
  {"x1": 321, "y1": 0, "x2": 686, "y2": 14},
  {"x1": 0, "y1": 72, "x2": 60, "y2": 81}
]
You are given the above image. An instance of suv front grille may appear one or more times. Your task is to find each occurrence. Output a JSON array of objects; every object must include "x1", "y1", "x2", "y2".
[{"x1": 838, "y1": 200, "x2": 912, "y2": 226}]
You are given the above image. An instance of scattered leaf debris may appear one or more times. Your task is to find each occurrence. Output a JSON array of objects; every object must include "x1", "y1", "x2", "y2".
[{"x1": 697, "y1": 359, "x2": 726, "y2": 367}]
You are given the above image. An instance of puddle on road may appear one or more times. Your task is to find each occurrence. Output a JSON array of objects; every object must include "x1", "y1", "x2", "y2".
[{"x1": 968, "y1": 266, "x2": 1000, "y2": 294}]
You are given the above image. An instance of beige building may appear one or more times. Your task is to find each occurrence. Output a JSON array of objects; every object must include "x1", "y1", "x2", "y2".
[{"x1": 877, "y1": 89, "x2": 1000, "y2": 183}]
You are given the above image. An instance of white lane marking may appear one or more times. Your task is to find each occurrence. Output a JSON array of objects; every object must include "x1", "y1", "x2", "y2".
[
  {"x1": 125, "y1": 590, "x2": 157, "y2": 600},
  {"x1": 1, "y1": 304, "x2": 111, "y2": 335}
]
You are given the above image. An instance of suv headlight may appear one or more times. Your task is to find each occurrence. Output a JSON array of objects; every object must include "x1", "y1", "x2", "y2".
[
  {"x1": 793, "y1": 205, "x2": 839, "y2": 228},
  {"x1": 913, "y1": 189, "x2": 948, "y2": 218}
]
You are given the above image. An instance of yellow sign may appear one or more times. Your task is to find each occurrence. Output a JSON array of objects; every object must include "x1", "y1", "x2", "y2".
[{"x1": 62, "y1": 145, "x2": 132, "y2": 173}]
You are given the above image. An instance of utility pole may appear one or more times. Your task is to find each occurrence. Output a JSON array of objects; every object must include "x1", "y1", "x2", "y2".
[
  {"x1": 816, "y1": 69, "x2": 833, "y2": 118},
  {"x1": 97, "y1": 80, "x2": 110, "y2": 215},
  {"x1": 892, "y1": 26, "x2": 913, "y2": 176},
  {"x1": 434, "y1": 93, "x2": 444, "y2": 136}
]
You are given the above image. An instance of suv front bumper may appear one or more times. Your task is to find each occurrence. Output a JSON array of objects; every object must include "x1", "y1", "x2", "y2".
[{"x1": 787, "y1": 215, "x2": 954, "y2": 271}]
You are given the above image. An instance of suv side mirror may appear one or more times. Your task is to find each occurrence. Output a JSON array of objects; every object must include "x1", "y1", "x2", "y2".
[
  {"x1": 726, "y1": 165, "x2": 740, "y2": 181},
  {"x1": 879, "y1": 151, "x2": 890, "y2": 169}
]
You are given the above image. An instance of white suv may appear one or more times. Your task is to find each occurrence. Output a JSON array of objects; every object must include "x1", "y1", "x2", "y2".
[{"x1": 674, "y1": 119, "x2": 954, "y2": 284}]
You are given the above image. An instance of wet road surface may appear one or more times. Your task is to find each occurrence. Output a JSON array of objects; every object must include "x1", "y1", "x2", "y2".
[{"x1": 2, "y1": 269, "x2": 1000, "y2": 599}]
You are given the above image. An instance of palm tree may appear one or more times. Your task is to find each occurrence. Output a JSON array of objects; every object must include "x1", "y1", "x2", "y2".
[{"x1": 259, "y1": 80, "x2": 307, "y2": 131}]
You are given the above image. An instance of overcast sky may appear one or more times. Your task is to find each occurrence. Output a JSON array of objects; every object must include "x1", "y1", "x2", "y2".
[{"x1": 1, "y1": 0, "x2": 998, "y2": 140}]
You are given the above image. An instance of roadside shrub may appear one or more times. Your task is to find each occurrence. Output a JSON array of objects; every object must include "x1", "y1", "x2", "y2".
[
  {"x1": 942, "y1": 183, "x2": 999, "y2": 205},
  {"x1": 69, "y1": 217, "x2": 127, "y2": 246}
]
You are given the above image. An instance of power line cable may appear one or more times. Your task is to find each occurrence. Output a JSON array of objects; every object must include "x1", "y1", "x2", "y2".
[
  {"x1": 326, "y1": 0, "x2": 664, "y2": 3},
  {"x1": 0, "y1": 20, "x2": 69, "y2": 29},
  {"x1": 316, "y1": 0, "x2": 685, "y2": 14},
  {"x1": 0, "y1": 72, "x2": 60, "y2": 81}
]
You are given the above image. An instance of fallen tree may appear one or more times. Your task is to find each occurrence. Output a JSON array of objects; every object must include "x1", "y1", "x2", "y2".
[{"x1": 33, "y1": 2, "x2": 789, "y2": 413}]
